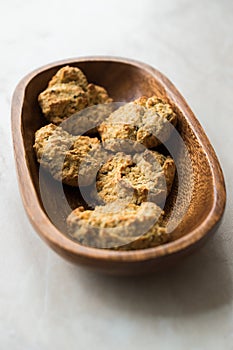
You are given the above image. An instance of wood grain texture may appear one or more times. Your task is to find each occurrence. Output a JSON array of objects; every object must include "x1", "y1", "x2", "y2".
[{"x1": 11, "y1": 57, "x2": 226, "y2": 275}]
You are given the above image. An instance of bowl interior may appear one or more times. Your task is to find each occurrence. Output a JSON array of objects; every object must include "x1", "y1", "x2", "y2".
[{"x1": 21, "y1": 60, "x2": 215, "y2": 244}]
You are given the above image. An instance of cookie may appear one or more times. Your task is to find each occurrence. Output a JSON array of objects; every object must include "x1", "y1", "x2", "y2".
[
  {"x1": 38, "y1": 66, "x2": 113, "y2": 129},
  {"x1": 38, "y1": 83, "x2": 88, "y2": 124},
  {"x1": 94, "y1": 149, "x2": 175, "y2": 205},
  {"x1": 33, "y1": 123, "x2": 103, "y2": 186},
  {"x1": 86, "y1": 83, "x2": 113, "y2": 105},
  {"x1": 67, "y1": 201, "x2": 168, "y2": 250},
  {"x1": 48, "y1": 65, "x2": 88, "y2": 89},
  {"x1": 98, "y1": 96, "x2": 177, "y2": 151}
]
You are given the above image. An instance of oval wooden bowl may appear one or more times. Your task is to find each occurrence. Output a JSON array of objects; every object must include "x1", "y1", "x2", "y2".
[{"x1": 11, "y1": 57, "x2": 226, "y2": 275}]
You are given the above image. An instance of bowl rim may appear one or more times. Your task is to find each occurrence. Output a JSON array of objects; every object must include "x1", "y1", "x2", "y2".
[{"x1": 11, "y1": 56, "x2": 226, "y2": 263}]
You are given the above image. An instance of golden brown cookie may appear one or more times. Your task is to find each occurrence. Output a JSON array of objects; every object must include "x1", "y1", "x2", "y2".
[
  {"x1": 33, "y1": 123, "x2": 103, "y2": 186},
  {"x1": 98, "y1": 96, "x2": 177, "y2": 151},
  {"x1": 86, "y1": 83, "x2": 113, "y2": 105},
  {"x1": 48, "y1": 65, "x2": 88, "y2": 89},
  {"x1": 67, "y1": 201, "x2": 168, "y2": 250},
  {"x1": 38, "y1": 83, "x2": 88, "y2": 124},
  {"x1": 38, "y1": 66, "x2": 113, "y2": 128},
  {"x1": 94, "y1": 150, "x2": 175, "y2": 205}
]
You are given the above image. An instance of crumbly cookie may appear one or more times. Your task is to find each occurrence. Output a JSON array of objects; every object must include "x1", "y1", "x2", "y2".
[
  {"x1": 67, "y1": 201, "x2": 168, "y2": 250},
  {"x1": 33, "y1": 123, "x2": 103, "y2": 186},
  {"x1": 94, "y1": 150, "x2": 175, "y2": 205},
  {"x1": 86, "y1": 83, "x2": 113, "y2": 105},
  {"x1": 98, "y1": 96, "x2": 177, "y2": 151},
  {"x1": 48, "y1": 65, "x2": 88, "y2": 89},
  {"x1": 38, "y1": 83, "x2": 88, "y2": 124},
  {"x1": 38, "y1": 66, "x2": 113, "y2": 128}
]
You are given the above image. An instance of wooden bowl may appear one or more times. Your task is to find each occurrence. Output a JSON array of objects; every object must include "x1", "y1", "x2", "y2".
[{"x1": 11, "y1": 57, "x2": 226, "y2": 275}]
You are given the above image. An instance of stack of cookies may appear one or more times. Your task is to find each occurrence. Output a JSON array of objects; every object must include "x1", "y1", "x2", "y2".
[{"x1": 34, "y1": 66, "x2": 177, "y2": 250}]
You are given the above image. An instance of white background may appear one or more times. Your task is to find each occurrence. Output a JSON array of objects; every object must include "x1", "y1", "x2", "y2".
[{"x1": 0, "y1": 0, "x2": 233, "y2": 349}]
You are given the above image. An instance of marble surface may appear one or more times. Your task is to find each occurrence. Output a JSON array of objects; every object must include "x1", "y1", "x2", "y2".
[{"x1": 1, "y1": 0, "x2": 233, "y2": 349}]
